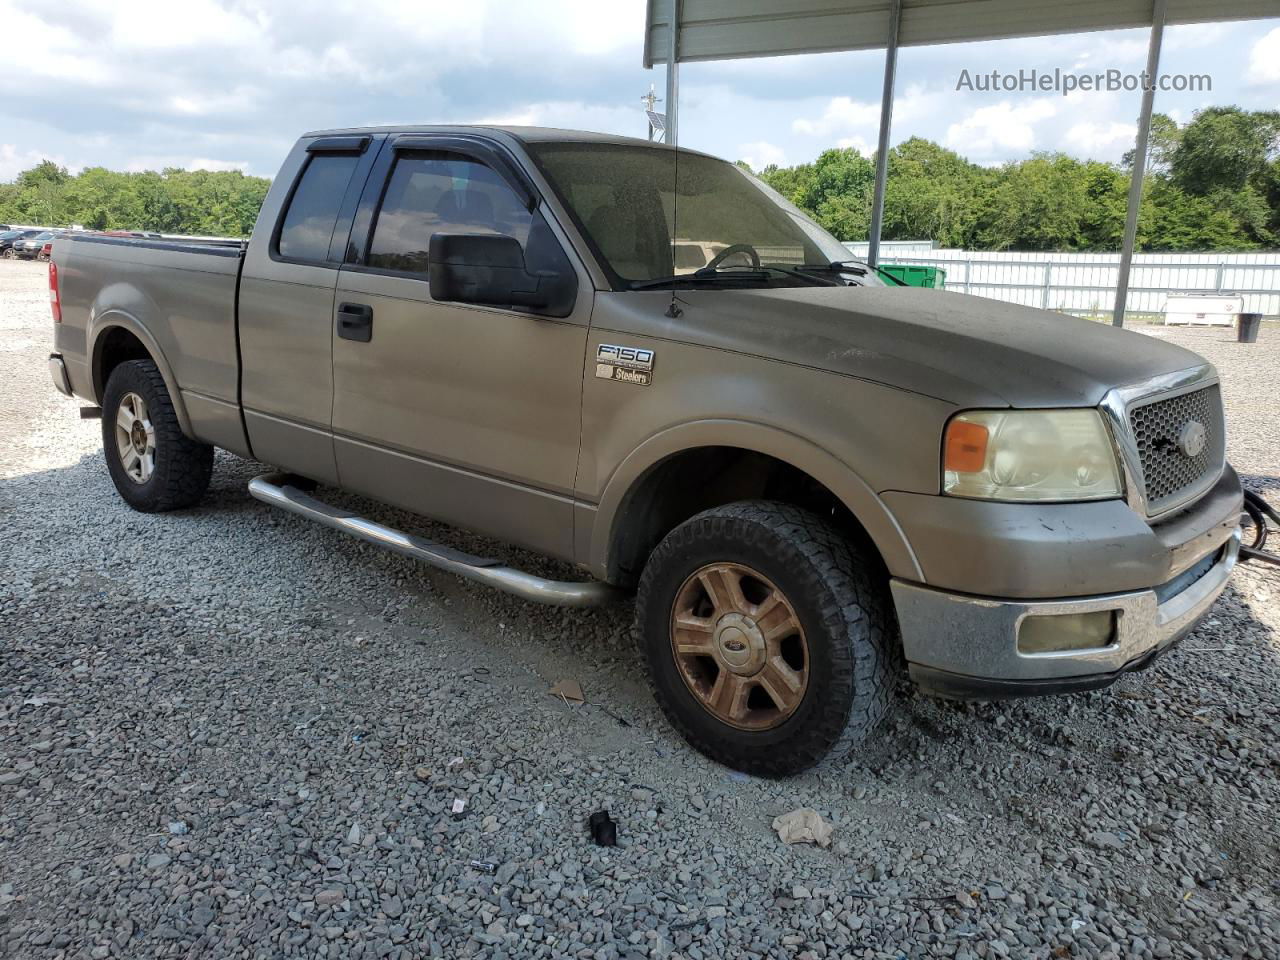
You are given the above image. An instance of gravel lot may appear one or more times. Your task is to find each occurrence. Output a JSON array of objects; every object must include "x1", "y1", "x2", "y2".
[{"x1": 2, "y1": 257, "x2": 1279, "y2": 960}]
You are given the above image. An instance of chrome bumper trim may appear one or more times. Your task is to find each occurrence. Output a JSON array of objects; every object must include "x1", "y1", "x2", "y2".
[
  {"x1": 49, "y1": 354, "x2": 72, "y2": 397},
  {"x1": 892, "y1": 529, "x2": 1240, "y2": 682},
  {"x1": 248, "y1": 473, "x2": 620, "y2": 608}
]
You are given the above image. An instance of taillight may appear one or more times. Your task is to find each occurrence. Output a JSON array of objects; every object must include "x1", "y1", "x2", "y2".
[{"x1": 49, "y1": 261, "x2": 61, "y2": 323}]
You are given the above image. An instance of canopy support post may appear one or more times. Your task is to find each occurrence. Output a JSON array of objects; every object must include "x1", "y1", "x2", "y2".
[
  {"x1": 867, "y1": 0, "x2": 901, "y2": 268},
  {"x1": 1113, "y1": 0, "x2": 1167, "y2": 326},
  {"x1": 664, "y1": 0, "x2": 681, "y2": 146}
]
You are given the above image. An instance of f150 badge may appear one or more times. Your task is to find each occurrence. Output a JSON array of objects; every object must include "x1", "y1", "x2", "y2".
[{"x1": 595, "y1": 344, "x2": 655, "y2": 386}]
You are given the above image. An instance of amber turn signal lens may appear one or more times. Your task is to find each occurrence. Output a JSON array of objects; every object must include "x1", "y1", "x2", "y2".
[{"x1": 944, "y1": 419, "x2": 989, "y2": 473}]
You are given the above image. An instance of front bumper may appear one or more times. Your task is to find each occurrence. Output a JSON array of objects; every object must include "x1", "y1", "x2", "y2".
[{"x1": 893, "y1": 528, "x2": 1240, "y2": 700}]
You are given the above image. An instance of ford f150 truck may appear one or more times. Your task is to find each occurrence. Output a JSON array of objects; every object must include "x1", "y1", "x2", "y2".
[{"x1": 48, "y1": 126, "x2": 1243, "y2": 776}]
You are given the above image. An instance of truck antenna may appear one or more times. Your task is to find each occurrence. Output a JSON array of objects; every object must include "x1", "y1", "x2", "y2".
[{"x1": 665, "y1": 139, "x2": 683, "y2": 319}]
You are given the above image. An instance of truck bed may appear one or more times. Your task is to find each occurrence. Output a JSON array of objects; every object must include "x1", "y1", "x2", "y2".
[{"x1": 53, "y1": 232, "x2": 249, "y2": 455}]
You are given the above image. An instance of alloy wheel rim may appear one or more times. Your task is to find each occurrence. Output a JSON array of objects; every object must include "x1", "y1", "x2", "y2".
[
  {"x1": 669, "y1": 562, "x2": 809, "y2": 731},
  {"x1": 114, "y1": 392, "x2": 156, "y2": 484}
]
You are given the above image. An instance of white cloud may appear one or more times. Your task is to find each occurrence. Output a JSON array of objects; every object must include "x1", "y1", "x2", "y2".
[
  {"x1": 738, "y1": 140, "x2": 786, "y2": 169},
  {"x1": 0, "y1": 145, "x2": 73, "y2": 181},
  {"x1": 0, "y1": 1, "x2": 1271, "y2": 180},
  {"x1": 1248, "y1": 27, "x2": 1280, "y2": 85},
  {"x1": 789, "y1": 85, "x2": 948, "y2": 150},
  {"x1": 123, "y1": 156, "x2": 249, "y2": 173},
  {"x1": 162, "y1": 87, "x2": 262, "y2": 118},
  {"x1": 792, "y1": 96, "x2": 880, "y2": 137},
  {"x1": 102, "y1": 0, "x2": 266, "y2": 51},
  {"x1": 188, "y1": 158, "x2": 251, "y2": 172},
  {"x1": 945, "y1": 100, "x2": 1056, "y2": 156},
  {"x1": 1064, "y1": 120, "x2": 1136, "y2": 154},
  {"x1": 471, "y1": 100, "x2": 638, "y2": 135},
  {"x1": 550, "y1": 0, "x2": 641, "y2": 55},
  {"x1": 1165, "y1": 22, "x2": 1231, "y2": 52},
  {"x1": 0, "y1": 5, "x2": 112, "y2": 84},
  {"x1": 835, "y1": 136, "x2": 872, "y2": 155}
]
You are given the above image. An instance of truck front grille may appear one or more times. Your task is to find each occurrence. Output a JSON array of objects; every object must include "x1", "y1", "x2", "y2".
[{"x1": 1127, "y1": 384, "x2": 1225, "y2": 515}]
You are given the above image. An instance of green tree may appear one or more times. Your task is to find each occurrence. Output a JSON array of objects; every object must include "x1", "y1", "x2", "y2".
[
  {"x1": 881, "y1": 138, "x2": 984, "y2": 247},
  {"x1": 0, "y1": 161, "x2": 270, "y2": 237},
  {"x1": 1078, "y1": 161, "x2": 1130, "y2": 249},
  {"x1": 6, "y1": 107, "x2": 1279, "y2": 250},
  {"x1": 1122, "y1": 112, "x2": 1181, "y2": 173},
  {"x1": 1171, "y1": 106, "x2": 1280, "y2": 196},
  {"x1": 758, "y1": 161, "x2": 816, "y2": 207},
  {"x1": 977, "y1": 153, "x2": 1090, "y2": 251},
  {"x1": 795, "y1": 148, "x2": 875, "y2": 240},
  {"x1": 1143, "y1": 180, "x2": 1256, "y2": 250}
]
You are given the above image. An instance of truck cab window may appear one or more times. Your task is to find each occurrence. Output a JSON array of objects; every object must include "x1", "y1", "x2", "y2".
[
  {"x1": 367, "y1": 152, "x2": 565, "y2": 280},
  {"x1": 277, "y1": 154, "x2": 358, "y2": 262}
]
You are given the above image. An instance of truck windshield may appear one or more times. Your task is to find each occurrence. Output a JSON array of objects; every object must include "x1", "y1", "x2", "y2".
[{"x1": 528, "y1": 142, "x2": 875, "y2": 291}]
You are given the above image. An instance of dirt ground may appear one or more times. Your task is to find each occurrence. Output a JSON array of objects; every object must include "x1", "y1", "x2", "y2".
[{"x1": 2, "y1": 258, "x2": 1278, "y2": 959}]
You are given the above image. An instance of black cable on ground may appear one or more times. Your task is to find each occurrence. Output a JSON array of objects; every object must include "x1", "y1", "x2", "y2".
[{"x1": 1240, "y1": 489, "x2": 1280, "y2": 566}]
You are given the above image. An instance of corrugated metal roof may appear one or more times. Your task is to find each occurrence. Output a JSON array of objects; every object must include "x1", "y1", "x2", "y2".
[{"x1": 644, "y1": 0, "x2": 1280, "y2": 65}]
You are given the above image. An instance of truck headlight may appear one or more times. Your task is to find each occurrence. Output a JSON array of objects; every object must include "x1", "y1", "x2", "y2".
[{"x1": 943, "y1": 410, "x2": 1123, "y2": 502}]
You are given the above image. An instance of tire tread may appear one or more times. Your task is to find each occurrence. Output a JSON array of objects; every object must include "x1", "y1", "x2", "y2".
[
  {"x1": 102, "y1": 359, "x2": 213, "y2": 512},
  {"x1": 635, "y1": 500, "x2": 895, "y2": 777}
]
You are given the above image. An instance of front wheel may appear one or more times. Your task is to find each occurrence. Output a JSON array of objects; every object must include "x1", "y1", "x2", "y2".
[
  {"x1": 102, "y1": 359, "x2": 213, "y2": 512},
  {"x1": 635, "y1": 501, "x2": 895, "y2": 777}
]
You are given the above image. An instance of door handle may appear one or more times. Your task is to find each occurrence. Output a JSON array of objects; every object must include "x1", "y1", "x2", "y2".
[{"x1": 337, "y1": 302, "x2": 373, "y2": 343}]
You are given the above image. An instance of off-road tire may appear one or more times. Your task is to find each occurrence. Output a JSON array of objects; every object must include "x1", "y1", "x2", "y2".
[
  {"x1": 635, "y1": 501, "x2": 895, "y2": 777},
  {"x1": 102, "y1": 359, "x2": 213, "y2": 512}
]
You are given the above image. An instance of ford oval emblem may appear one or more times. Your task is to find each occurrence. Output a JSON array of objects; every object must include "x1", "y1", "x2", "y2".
[{"x1": 1177, "y1": 421, "x2": 1206, "y2": 458}]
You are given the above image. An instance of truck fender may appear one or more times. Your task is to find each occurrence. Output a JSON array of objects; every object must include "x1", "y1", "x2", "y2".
[
  {"x1": 588, "y1": 419, "x2": 924, "y2": 582},
  {"x1": 87, "y1": 305, "x2": 195, "y2": 439}
]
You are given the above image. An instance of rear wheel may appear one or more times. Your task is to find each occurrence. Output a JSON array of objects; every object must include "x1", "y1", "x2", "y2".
[
  {"x1": 102, "y1": 359, "x2": 213, "y2": 512},
  {"x1": 635, "y1": 501, "x2": 895, "y2": 776}
]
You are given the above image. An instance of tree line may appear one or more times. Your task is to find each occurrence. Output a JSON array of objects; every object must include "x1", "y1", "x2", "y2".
[
  {"x1": 0, "y1": 162, "x2": 269, "y2": 238},
  {"x1": 1, "y1": 106, "x2": 1276, "y2": 250},
  {"x1": 752, "y1": 106, "x2": 1279, "y2": 251}
]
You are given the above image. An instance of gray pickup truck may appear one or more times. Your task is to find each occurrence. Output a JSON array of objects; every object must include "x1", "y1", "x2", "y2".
[{"x1": 48, "y1": 126, "x2": 1242, "y2": 775}]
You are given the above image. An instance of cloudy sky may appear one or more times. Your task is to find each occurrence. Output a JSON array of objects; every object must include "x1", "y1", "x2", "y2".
[{"x1": 2, "y1": 0, "x2": 1277, "y2": 181}]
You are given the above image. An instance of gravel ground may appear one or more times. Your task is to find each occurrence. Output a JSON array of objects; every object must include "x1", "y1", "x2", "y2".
[{"x1": 2, "y1": 257, "x2": 1279, "y2": 960}]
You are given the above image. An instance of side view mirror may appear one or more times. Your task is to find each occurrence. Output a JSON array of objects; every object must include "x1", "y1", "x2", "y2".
[{"x1": 428, "y1": 233, "x2": 575, "y2": 316}]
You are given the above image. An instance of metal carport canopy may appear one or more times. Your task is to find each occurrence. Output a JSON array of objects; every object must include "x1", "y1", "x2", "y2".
[
  {"x1": 643, "y1": 0, "x2": 1280, "y2": 326},
  {"x1": 643, "y1": 0, "x2": 1277, "y2": 64}
]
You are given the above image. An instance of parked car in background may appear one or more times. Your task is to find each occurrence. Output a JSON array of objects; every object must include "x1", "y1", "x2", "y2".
[
  {"x1": 0, "y1": 229, "x2": 47, "y2": 257},
  {"x1": 11, "y1": 231, "x2": 59, "y2": 260}
]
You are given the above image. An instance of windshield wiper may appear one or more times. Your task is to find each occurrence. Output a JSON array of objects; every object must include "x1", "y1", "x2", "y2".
[
  {"x1": 630, "y1": 267, "x2": 776, "y2": 290},
  {"x1": 631, "y1": 265, "x2": 836, "y2": 290},
  {"x1": 759, "y1": 263, "x2": 843, "y2": 286},
  {"x1": 792, "y1": 260, "x2": 909, "y2": 286},
  {"x1": 791, "y1": 260, "x2": 870, "y2": 276}
]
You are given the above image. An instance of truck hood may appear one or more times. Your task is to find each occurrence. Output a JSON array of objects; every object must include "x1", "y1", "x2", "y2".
[{"x1": 673, "y1": 286, "x2": 1208, "y2": 408}]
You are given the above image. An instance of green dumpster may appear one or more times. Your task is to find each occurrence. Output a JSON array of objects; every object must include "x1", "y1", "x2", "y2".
[{"x1": 879, "y1": 264, "x2": 946, "y2": 288}]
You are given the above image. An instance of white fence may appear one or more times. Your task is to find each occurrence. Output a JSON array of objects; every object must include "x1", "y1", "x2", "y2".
[{"x1": 844, "y1": 243, "x2": 1280, "y2": 319}]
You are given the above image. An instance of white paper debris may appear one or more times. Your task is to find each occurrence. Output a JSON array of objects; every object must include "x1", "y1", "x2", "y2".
[{"x1": 771, "y1": 808, "x2": 834, "y2": 847}]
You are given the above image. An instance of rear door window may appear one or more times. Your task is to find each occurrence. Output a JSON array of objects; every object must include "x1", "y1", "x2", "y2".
[{"x1": 277, "y1": 154, "x2": 359, "y2": 262}]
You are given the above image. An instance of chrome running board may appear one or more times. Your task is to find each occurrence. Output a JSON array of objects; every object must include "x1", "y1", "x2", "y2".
[{"x1": 248, "y1": 473, "x2": 619, "y2": 607}]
